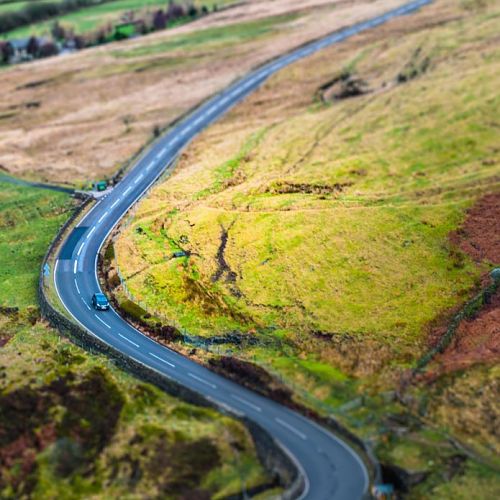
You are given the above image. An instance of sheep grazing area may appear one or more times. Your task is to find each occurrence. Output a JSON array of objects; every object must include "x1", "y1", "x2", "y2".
[{"x1": 111, "y1": 0, "x2": 500, "y2": 496}]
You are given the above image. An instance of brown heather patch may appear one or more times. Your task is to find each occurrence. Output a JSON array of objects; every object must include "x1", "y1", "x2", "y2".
[{"x1": 426, "y1": 193, "x2": 500, "y2": 377}]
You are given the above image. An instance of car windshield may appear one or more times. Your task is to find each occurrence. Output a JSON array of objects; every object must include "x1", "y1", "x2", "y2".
[{"x1": 96, "y1": 294, "x2": 108, "y2": 304}]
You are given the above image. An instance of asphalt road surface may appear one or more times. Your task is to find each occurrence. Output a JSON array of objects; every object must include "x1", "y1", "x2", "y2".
[{"x1": 53, "y1": 1, "x2": 432, "y2": 498}]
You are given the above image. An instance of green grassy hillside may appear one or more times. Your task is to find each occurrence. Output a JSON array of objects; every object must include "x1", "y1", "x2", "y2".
[
  {"x1": 0, "y1": 182, "x2": 269, "y2": 498},
  {"x1": 113, "y1": 0, "x2": 500, "y2": 494},
  {"x1": 116, "y1": 0, "x2": 498, "y2": 378}
]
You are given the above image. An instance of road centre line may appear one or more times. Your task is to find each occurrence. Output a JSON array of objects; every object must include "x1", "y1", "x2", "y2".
[
  {"x1": 111, "y1": 199, "x2": 120, "y2": 208},
  {"x1": 231, "y1": 394, "x2": 262, "y2": 412},
  {"x1": 134, "y1": 174, "x2": 144, "y2": 184},
  {"x1": 149, "y1": 352, "x2": 175, "y2": 368},
  {"x1": 81, "y1": 297, "x2": 91, "y2": 310},
  {"x1": 86, "y1": 226, "x2": 96, "y2": 239},
  {"x1": 188, "y1": 373, "x2": 216, "y2": 389},
  {"x1": 97, "y1": 211, "x2": 108, "y2": 223},
  {"x1": 146, "y1": 161, "x2": 155, "y2": 170},
  {"x1": 275, "y1": 417, "x2": 307, "y2": 440},
  {"x1": 74, "y1": 279, "x2": 80, "y2": 294},
  {"x1": 95, "y1": 315, "x2": 111, "y2": 329},
  {"x1": 119, "y1": 333, "x2": 139, "y2": 347},
  {"x1": 73, "y1": 260, "x2": 77, "y2": 274},
  {"x1": 77, "y1": 241, "x2": 85, "y2": 256},
  {"x1": 123, "y1": 186, "x2": 132, "y2": 195}
]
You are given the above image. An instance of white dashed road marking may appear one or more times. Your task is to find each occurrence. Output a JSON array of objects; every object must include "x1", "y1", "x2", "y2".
[
  {"x1": 119, "y1": 333, "x2": 139, "y2": 347},
  {"x1": 275, "y1": 418, "x2": 307, "y2": 440},
  {"x1": 95, "y1": 315, "x2": 111, "y2": 329},
  {"x1": 74, "y1": 279, "x2": 80, "y2": 294},
  {"x1": 231, "y1": 394, "x2": 262, "y2": 412},
  {"x1": 86, "y1": 226, "x2": 96, "y2": 239},
  {"x1": 97, "y1": 211, "x2": 108, "y2": 223},
  {"x1": 77, "y1": 242, "x2": 85, "y2": 256},
  {"x1": 73, "y1": 260, "x2": 77, "y2": 274},
  {"x1": 149, "y1": 352, "x2": 175, "y2": 368},
  {"x1": 188, "y1": 373, "x2": 216, "y2": 389}
]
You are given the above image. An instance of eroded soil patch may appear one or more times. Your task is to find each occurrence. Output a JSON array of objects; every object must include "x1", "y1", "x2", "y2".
[
  {"x1": 450, "y1": 193, "x2": 500, "y2": 264},
  {"x1": 425, "y1": 193, "x2": 500, "y2": 376}
]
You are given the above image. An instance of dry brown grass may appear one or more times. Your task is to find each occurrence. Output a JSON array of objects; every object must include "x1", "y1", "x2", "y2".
[{"x1": 0, "y1": 0, "x2": 410, "y2": 184}]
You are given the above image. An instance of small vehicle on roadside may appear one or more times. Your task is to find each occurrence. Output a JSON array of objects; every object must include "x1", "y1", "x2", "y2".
[
  {"x1": 92, "y1": 293, "x2": 110, "y2": 311},
  {"x1": 93, "y1": 180, "x2": 108, "y2": 192}
]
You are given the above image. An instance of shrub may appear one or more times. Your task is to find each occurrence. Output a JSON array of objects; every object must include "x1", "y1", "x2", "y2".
[{"x1": 38, "y1": 41, "x2": 59, "y2": 58}]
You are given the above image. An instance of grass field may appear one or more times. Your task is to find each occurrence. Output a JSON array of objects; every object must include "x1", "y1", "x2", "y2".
[
  {"x1": 0, "y1": 1, "x2": 49, "y2": 14},
  {"x1": 115, "y1": 12, "x2": 299, "y2": 59},
  {"x1": 0, "y1": 181, "x2": 70, "y2": 307},
  {"x1": 113, "y1": 0, "x2": 500, "y2": 486},
  {"x1": 116, "y1": 0, "x2": 499, "y2": 363},
  {"x1": 0, "y1": 182, "x2": 269, "y2": 497},
  {"x1": 0, "y1": 0, "x2": 397, "y2": 184},
  {"x1": 2, "y1": 0, "x2": 231, "y2": 38}
]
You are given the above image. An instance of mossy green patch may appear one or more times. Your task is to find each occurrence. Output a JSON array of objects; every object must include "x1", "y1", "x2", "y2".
[
  {"x1": 0, "y1": 181, "x2": 70, "y2": 308},
  {"x1": 0, "y1": 182, "x2": 270, "y2": 497},
  {"x1": 114, "y1": 13, "x2": 299, "y2": 59}
]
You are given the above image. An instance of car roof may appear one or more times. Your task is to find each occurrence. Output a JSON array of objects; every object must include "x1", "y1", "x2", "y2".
[{"x1": 95, "y1": 293, "x2": 107, "y2": 299}]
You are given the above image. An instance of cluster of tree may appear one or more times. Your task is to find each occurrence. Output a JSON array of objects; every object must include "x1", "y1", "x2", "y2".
[
  {"x1": 87, "y1": 1, "x2": 211, "y2": 45},
  {"x1": 151, "y1": 0, "x2": 209, "y2": 30},
  {"x1": 0, "y1": 0, "x2": 114, "y2": 34},
  {"x1": 0, "y1": 36, "x2": 60, "y2": 63},
  {"x1": 0, "y1": 1, "x2": 215, "y2": 65}
]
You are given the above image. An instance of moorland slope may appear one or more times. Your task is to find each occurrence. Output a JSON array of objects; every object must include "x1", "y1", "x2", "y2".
[{"x1": 112, "y1": 0, "x2": 500, "y2": 495}]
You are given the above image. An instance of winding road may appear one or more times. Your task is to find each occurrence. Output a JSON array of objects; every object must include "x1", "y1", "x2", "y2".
[{"x1": 53, "y1": 1, "x2": 432, "y2": 498}]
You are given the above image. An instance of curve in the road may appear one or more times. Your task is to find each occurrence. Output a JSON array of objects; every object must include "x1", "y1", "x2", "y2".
[{"x1": 53, "y1": 1, "x2": 432, "y2": 498}]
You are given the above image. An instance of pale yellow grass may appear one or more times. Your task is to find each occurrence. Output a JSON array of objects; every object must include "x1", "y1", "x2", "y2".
[{"x1": 0, "y1": 0, "x2": 410, "y2": 183}]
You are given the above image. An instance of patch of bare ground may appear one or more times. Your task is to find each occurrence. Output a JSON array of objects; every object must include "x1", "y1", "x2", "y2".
[
  {"x1": 426, "y1": 193, "x2": 500, "y2": 376},
  {"x1": 0, "y1": 0, "x2": 410, "y2": 184},
  {"x1": 450, "y1": 193, "x2": 500, "y2": 265}
]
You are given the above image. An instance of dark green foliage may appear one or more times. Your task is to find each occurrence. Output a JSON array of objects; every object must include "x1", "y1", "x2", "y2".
[
  {"x1": 120, "y1": 299, "x2": 148, "y2": 320},
  {"x1": 0, "y1": 0, "x2": 115, "y2": 34},
  {"x1": 0, "y1": 367, "x2": 124, "y2": 495}
]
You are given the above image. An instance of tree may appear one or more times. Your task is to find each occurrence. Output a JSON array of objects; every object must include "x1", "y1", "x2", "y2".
[
  {"x1": 26, "y1": 36, "x2": 39, "y2": 57},
  {"x1": 153, "y1": 9, "x2": 167, "y2": 30},
  {"x1": 73, "y1": 35, "x2": 85, "y2": 50},
  {"x1": 167, "y1": 1, "x2": 185, "y2": 20},
  {"x1": 0, "y1": 41, "x2": 13, "y2": 63},
  {"x1": 38, "y1": 41, "x2": 59, "y2": 58},
  {"x1": 51, "y1": 20, "x2": 65, "y2": 41}
]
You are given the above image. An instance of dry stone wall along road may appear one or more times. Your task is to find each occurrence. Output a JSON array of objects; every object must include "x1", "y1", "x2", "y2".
[{"x1": 51, "y1": 1, "x2": 432, "y2": 498}]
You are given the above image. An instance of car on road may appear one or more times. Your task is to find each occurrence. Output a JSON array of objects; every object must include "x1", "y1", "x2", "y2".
[{"x1": 92, "y1": 293, "x2": 110, "y2": 311}]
